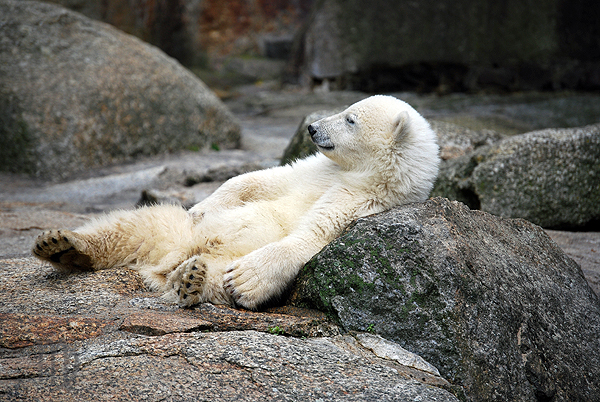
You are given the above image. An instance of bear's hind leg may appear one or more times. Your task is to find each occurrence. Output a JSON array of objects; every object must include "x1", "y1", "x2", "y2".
[
  {"x1": 33, "y1": 229, "x2": 94, "y2": 272},
  {"x1": 33, "y1": 204, "x2": 198, "y2": 275}
]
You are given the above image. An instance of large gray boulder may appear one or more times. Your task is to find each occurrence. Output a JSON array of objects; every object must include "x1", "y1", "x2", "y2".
[
  {"x1": 0, "y1": 0, "x2": 241, "y2": 180},
  {"x1": 290, "y1": 197, "x2": 600, "y2": 402},
  {"x1": 432, "y1": 124, "x2": 600, "y2": 229}
]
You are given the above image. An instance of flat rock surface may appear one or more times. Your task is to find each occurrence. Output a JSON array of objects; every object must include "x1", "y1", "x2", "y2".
[{"x1": 0, "y1": 255, "x2": 456, "y2": 401}]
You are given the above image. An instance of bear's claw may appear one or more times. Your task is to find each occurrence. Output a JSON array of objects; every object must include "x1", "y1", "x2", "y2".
[{"x1": 223, "y1": 255, "x2": 274, "y2": 310}]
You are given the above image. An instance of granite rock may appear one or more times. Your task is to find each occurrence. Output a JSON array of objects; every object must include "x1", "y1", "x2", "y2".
[
  {"x1": 0, "y1": 256, "x2": 456, "y2": 401},
  {"x1": 290, "y1": 197, "x2": 600, "y2": 401},
  {"x1": 433, "y1": 124, "x2": 600, "y2": 229},
  {"x1": 0, "y1": 0, "x2": 241, "y2": 180}
]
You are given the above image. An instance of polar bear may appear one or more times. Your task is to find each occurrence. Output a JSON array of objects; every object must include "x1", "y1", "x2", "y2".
[{"x1": 32, "y1": 95, "x2": 439, "y2": 310}]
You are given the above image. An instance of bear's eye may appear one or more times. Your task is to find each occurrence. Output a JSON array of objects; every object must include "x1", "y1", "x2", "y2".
[{"x1": 346, "y1": 115, "x2": 355, "y2": 125}]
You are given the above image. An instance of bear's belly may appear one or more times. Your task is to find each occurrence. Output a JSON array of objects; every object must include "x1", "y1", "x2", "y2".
[{"x1": 194, "y1": 195, "x2": 312, "y2": 258}]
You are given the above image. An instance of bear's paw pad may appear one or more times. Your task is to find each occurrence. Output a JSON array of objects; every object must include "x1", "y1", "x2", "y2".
[
  {"x1": 171, "y1": 256, "x2": 208, "y2": 306},
  {"x1": 33, "y1": 229, "x2": 93, "y2": 271}
]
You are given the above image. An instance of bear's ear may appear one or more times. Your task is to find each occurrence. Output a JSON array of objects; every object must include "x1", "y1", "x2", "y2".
[{"x1": 392, "y1": 111, "x2": 411, "y2": 143}]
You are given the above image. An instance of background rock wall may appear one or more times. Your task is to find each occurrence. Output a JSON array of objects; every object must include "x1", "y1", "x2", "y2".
[
  {"x1": 44, "y1": 0, "x2": 314, "y2": 66},
  {"x1": 42, "y1": 0, "x2": 600, "y2": 92},
  {"x1": 290, "y1": 0, "x2": 600, "y2": 92}
]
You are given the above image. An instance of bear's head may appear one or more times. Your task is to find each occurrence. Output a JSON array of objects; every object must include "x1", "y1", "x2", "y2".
[{"x1": 307, "y1": 95, "x2": 439, "y2": 174}]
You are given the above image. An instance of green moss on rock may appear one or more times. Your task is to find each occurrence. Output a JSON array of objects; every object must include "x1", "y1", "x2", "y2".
[{"x1": 289, "y1": 197, "x2": 600, "y2": 401}]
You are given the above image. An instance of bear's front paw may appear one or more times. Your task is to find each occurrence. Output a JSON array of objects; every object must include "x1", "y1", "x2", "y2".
[
  {"x1": 166, "y1": 256, "x2": 208, "y2": 307},
  {"x1": 224, "y1": 249, "x2": 291, "y2": 310},
  {"x1": 32, "y1": 229, "x2": 93, "y2": 271}
]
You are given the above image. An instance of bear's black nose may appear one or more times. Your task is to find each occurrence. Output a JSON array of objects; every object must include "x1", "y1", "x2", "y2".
[{"x1": 308, "y1": 124, "x2": 316, "y2": 137}]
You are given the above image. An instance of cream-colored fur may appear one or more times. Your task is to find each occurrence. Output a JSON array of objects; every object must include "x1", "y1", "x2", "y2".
[{"x1": 33, "y1": 95, "x2": 440, "y2": 309}]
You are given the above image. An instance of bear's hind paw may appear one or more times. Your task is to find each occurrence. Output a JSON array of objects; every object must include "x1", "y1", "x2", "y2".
[
  {"x1": 168, "y1": 256, "x2": 208, "y2": 307},
  {"x1": 32, "y1": 229, "x2": 94, "y2": 271}
]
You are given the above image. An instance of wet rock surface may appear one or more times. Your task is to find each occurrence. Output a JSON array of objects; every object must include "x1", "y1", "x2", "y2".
[{"x1": 290, "y1": 197, "x2": 600, "y2": 401}]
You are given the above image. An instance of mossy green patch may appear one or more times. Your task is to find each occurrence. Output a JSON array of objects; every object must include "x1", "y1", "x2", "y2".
[{"x1": 268, "y1": 326, "x2": 286, "y2": 336}]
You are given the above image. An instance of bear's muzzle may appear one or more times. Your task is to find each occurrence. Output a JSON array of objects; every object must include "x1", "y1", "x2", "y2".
[{"x1": 308, "y1": 123, "x2": 335, "y2": 151}]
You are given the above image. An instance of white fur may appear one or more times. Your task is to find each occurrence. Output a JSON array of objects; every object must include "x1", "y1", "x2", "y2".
[{"x1": 33, "y1": 95, "x2": 440, "y2": 309}]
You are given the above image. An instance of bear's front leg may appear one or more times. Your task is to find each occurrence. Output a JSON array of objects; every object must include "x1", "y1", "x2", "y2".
[
  {"x1": 224, "y1": 241, "x2": 306, "y2": 310},
  {"x1": 224, "y1": 198, "x2": 358, "y2": 310}
]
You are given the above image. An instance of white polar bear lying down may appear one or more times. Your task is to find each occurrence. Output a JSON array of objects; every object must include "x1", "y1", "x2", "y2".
[{"x1": 33, "y1": 95, "x2": 440, "y2": 310}]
